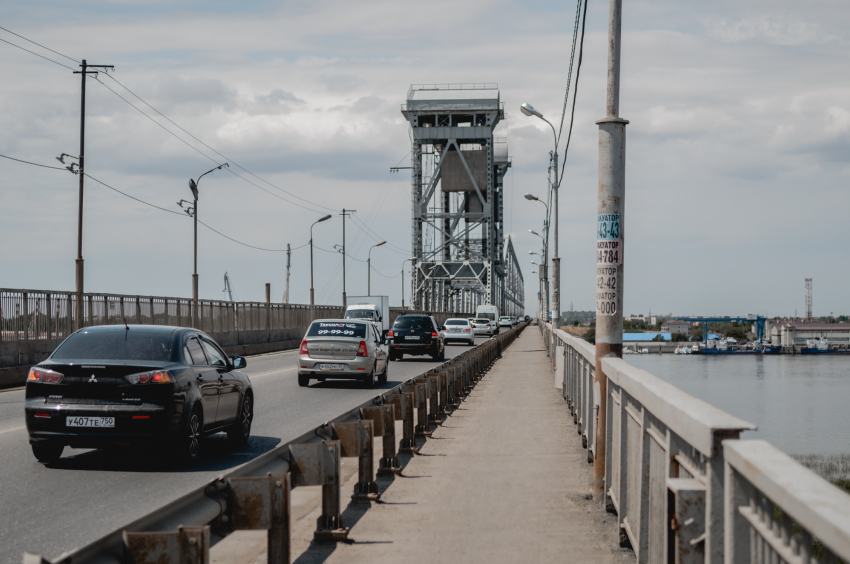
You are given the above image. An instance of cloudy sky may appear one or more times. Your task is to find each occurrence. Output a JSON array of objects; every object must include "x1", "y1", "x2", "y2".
[{"x1": 1, "y1": 0, "x2": 848, "y2": 317}]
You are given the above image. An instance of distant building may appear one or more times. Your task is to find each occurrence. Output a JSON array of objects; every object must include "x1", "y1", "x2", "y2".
[
  {"x1": 768, "y1": 321, "x2": 850, "y2": 347},
  {"x1": 623, "y1": 332, "x2": 671, "y2": 342},
  {"x1": 661, "y1": 320, "x2": 689, "y2": 335},
  {"x1": 562, "y1": 310, "x2": 595, "y2": 325}
]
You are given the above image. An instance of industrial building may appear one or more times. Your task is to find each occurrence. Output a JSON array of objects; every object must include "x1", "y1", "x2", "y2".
[{"x1": 767, "y1": 321, "x2": 850, "y2": 346}]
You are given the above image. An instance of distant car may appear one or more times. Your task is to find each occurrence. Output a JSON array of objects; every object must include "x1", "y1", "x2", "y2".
[
  {"x1": 499, "y1": 316, "x2": 512, "y2": 328},
  {"x1": 524, "y1": 315, "x2": 531, "y2": 322},
  {"x1": 511, "y1": 317, "x2": 519, "y2": 327},
  {"x1": 472, "y1": 318, "x2": 496, "y2": 337},
  {"x1": 388, "y1": 315, "x2": 446, "y2": 361},
  {"x1": 442, "y1": 318, "x2": 476, "y2": 346},
  {"x1": 25, "y1": 325, "x2": 253, "y2": 465},
  {"x1": 298, "y1": 319, "x2": 388, "y2": 388}
]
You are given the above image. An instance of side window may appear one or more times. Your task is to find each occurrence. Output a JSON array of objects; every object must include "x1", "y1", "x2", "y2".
[
  {"x1": 373, "y1": 325, "x2": 381, "y2": 343},
  {"x1": 185, "y1": 337, "x2": 208, "y2": 365},
  {"x1": 200, "y1": 338, "x2": 228, "y2": 367}
]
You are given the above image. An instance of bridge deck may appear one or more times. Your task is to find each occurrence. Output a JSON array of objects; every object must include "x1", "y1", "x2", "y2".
[{"x1": 227, "y1": 328, "x2": 631, "y2": 563}]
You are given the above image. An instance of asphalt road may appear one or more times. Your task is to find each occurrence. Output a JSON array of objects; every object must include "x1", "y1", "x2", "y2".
[{"x1": 0, "y1": 337, "x2": 491, "y2": 564}]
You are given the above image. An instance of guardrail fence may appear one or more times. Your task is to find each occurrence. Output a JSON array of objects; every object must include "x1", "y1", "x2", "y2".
[
  {"x1": 541, "y1": 322, "x2": 850, "y2": 564},
  {"x1": 24, "y1": 322, "x2": 527, "y2": 564},
  {"x1": 0, "y1": 288, "x2": 343, "y2": 342}
]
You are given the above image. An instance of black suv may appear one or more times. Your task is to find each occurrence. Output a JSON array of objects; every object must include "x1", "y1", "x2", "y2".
[{"x1": 388, "y1": 315, "x2": 446, "y2": 361}]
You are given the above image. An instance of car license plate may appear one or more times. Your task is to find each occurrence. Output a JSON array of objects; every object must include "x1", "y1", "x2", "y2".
[
  {"x1": 319, "y1": 364, "x2": 344, "y2": 371},
  {"x1": 66, "y1": 416, "x2": 115, "y2": 428},
  {"x1": 406, "y1": 335, "x2": 420, "y2": 340},
  {"x1": 450, "y1": 328, "x2": 460, "y2": 333}
]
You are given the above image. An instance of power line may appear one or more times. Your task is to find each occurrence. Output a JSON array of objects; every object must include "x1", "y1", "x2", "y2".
[
  {"x1": 555, "y1": 0, "x2": 584, "y2": 147},
  {"x1": 0, "y1": 153, "x2": 67, "y2": 170},
  {"x1": 0, "y1": 26, "x2": 80, "y2": 63},
  {"x1": 100, "y1": 72, "x2": 337, "y2": 213},
  {"x1": 0, "y1": 36, "x2": 76, "y2": 71},
  {"x1": 559, "y1": 0, "x2": 588, "y2": 179}
]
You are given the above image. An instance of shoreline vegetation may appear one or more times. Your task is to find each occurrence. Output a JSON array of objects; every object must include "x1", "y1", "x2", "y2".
[{"x1": 792, "y1": 453, "x2": 850, "y2": 494}]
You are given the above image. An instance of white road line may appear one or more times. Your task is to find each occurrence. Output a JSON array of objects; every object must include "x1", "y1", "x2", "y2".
[
  {"x1": 0, "y1": 425, "x2": 25, "y2": 435},
  {"x1": 248, "y1": 367, "x2": 297, "y2": 379}
]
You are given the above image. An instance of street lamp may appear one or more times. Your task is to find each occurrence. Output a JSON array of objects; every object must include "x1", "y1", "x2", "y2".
[
  {"x1": 367, "y1": 241, "x2": 386, "y2": 296},
  {"x1": 401, "y1": 257, "x2": 416, "y2": 309},
  {"x1": 521, "y1": 102, "x2": 561, "y2": 328},
  {"x1": 186, "y1": 163, "x2": 228, "y2": 328},
  {"x1": 309, "y1": 215, "x2": 333, "y2": 305}
]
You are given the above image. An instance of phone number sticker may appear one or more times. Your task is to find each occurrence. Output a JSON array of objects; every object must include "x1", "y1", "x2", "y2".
[
  {"x1": 596, "y1": 265, "x2": 618, "y2": 316},
  {"x1": 597, "y1": 213, "x2": 621, "y2": 240},
  {"x1": 597, "y1": 239, "x2": 622, "y2": 265}
]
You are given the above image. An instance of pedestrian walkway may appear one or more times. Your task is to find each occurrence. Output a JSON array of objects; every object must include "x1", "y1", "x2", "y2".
[{"x1": 279, "y1": 327, "x2": 631, "y2": 563}]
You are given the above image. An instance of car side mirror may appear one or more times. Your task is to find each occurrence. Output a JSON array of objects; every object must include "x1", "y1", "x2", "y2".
[
  {"x1": 440, "y1": 325, "x2": 446, "y2": 331},
  {"x1": 231, "y1": 356, "x2": 247, "y2": 369}
]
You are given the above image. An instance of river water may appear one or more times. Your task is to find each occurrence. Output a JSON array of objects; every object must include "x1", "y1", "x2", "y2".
[{"x1": 623, "y1": 354, "x2": 849, "y2": 455}]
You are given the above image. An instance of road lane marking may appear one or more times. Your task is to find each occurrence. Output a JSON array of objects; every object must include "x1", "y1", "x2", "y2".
[
  {"x1": 248, "y1": 367, "x2": 297, "y2": 379},
  {"x1": 0, "y1": 425, "x2": 25, "y2": 435}
]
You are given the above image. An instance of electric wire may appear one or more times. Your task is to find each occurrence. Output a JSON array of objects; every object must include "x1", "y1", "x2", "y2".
[
  {"x1": 559, "y1": 0, "x2": 589, "y2": 180},
  {"x1": 555, "y1": 0, "x2": 584, "y2": 146},
  {"x1": 0, "y1": 153, "x2": 67, "y2": 170},
  {"x1": 0, "y1": 36, "x2": 76, "y2": 71},
  {"x1": 0, "y1": 26, "x2": 80, "y2": 63}
]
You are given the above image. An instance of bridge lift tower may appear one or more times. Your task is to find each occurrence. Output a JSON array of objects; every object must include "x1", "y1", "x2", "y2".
[{"x1": 401, "y1": 84, "x2": 524, "y2": 315}]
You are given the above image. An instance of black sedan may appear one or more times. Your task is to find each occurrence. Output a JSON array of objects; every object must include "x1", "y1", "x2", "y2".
[
  {"x1": 24, "y1": 325, "x2": 253, "y2": 465},
  {"x1": 387, "y1": 315, "x2": 445, "y2": 361}
]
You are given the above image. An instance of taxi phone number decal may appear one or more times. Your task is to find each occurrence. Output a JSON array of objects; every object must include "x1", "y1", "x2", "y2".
[{"x1": 317, "y1": 329, "x2": 357, "y2": 335}]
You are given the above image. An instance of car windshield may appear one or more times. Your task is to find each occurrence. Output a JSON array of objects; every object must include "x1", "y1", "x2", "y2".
[
  {"x1": 474, "y1": 319, "x2": 490, "y2": 324},
  {"x1": 478, "y1": 313, "x2": 496, "y2": 321},
  {"x1": 445, "y1": 320, "x2": 468, "y2": 326},
  {"x1": 345, "y1": 309, "x2": 375, "y2": 320},
  {"x1": 307, "y1": 321, "x2": 367, "y2": 338},
  {"x1": 52, "y1": 330, "x2": 175, "y2": 361},
  {"x1": 393, "y1": 317, "x2": 433, "y2": 330}
]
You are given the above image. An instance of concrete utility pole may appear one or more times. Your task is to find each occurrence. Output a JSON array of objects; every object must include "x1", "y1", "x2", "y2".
[
  {"x1": 188, "y1": 163, "x2": 228, "y2": 328},
  {"x1": 309, "y1": 214, "x2": 332, "y2": 307},
  {"x1": 284, "y1": 243, "x2": 291, "y2": 304},
  {"x1": 72, "y1": 59, "x2": 112, "y2": 330},
  {"x1": 367, "y1": 241, "x2": 386, "y2": 296},
  {"x1": 593, "y1": 0, "x2": 628, "y2": 500}
]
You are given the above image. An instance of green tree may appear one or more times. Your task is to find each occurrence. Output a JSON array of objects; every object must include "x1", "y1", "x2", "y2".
[
  {"x1": 671, "y1": 332, "x2": 688, "y2": 342},
  {"x1": 582, "y1": 328, "x2": 595, "y2": 344},
  {"x1": 652, "y1": 334, "x2": 666, "y2": 342}
]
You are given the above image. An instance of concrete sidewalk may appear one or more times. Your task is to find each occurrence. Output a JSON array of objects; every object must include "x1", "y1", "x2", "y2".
[{"x1": 275, "y1": 327, "x2": 630, "y2": 563}]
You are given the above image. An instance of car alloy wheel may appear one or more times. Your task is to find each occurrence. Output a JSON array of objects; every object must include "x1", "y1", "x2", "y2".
[
  {"x1": 184, "y1": 408, "x2": 202, "y2": 463},
  {"x1": 228, "y1": 394, "x2": 253, "y2": 446}
]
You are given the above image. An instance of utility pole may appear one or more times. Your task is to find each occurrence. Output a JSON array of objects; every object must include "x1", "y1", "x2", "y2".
[
  {"x1": 551, "y1": 150, "x2": 560, "y2": 329},
  {"x1": 339, "y1": 209, "x2": 356, "y2": 308},
  {"x1": 284, "y1": 243, "x2": 291, "y2": 304},
  {"x1": 72, "y1": 59, "x2": 113, "y2": 330},
  {"x1": 593, "y1": 0, "x2": 628, "y2": 501}
]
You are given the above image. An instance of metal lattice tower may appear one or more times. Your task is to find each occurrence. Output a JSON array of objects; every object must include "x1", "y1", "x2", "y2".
[
  {"x1": 401, "y1": 84, "x2": 523, "y2": 315},
  {"x1": 805, "y1": 278, "x2": 812, "y2": 321}
]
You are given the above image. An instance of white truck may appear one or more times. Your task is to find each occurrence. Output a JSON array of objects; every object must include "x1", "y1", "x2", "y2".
[
  {"x1": 475, "y1": 304, "x2": 500, "y2": 334},
  {"x1": 344, "y1": 296, "x2": 391, "y2": 336}
]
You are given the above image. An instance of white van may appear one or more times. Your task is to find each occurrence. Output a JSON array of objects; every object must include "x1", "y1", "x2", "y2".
[{"x1": 475, "y1": 305, "x2": 500, "y2": 334}]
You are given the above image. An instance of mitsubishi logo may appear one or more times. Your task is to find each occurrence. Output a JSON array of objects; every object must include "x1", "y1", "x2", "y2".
[{"x1": 89, "y1": 374, "x2": 98, "y2": 383}]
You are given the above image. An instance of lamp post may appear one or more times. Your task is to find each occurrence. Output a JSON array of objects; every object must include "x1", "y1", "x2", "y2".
[
  {"x1": 521, "y1": 104, "x2": 561, "y2": 329},
  {"x1": 529, "y1": 228, "x2": 548, "y2": 321},
  {"x1": 309, "y1": 214, "x2": 333, "y2": 306},
  {"x1": 186, "y1": 163, "x2": 228, "y2": 328},
  {"x1": 367, "y1": 241, "x2": 386, "y2": 296},
  {"x1": 401, "y1": 257, "x2": 416, "y2": 309}
]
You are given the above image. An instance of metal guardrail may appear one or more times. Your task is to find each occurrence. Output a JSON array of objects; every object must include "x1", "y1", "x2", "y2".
[
  {"x1": 0, "y1": 288, "x2": 343, "y2": 342},
  {"x1": 24, "y1": 323, "x2": 527, "y2": 564},
  {"x1": 542, "y1": 322, "x2": 850, "y2": 564}
]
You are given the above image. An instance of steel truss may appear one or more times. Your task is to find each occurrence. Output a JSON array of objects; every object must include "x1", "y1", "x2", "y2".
[{"x1": 401, "y1": 84, "x2": 523, "y2": 315}]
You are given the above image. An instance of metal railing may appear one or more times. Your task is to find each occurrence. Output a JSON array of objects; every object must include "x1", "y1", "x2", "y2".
[
  {"x1": 23, "y1": 323, "x2": 527, "y2": 564},
  {"x1": 0, "y1": 288, "x2": 343, "y2": 342},
  {"x1": 542, "y1": 322, "x2": 850, "y2": 564}
]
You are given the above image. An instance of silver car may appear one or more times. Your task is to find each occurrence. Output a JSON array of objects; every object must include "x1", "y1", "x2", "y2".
[
  {"x1": 472, "y1": 318, "x2": 496, "y2": 336},
  {"x1": 442, "y1": 318, "x2": 476, "y2": 346},
  {"x1": 298, "y1": 319, "x2": 388, "y2": 388}
]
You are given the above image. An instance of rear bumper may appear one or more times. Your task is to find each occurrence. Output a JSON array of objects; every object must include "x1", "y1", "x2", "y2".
[
  {"x1": 25, "y1": 398, "x2": 174, "y2": 447},
  {"x1": 298, "y1": 355, "x2": 375, "y2": 379},
  {"x1": 390, "y1": 342, "x2": 438, "y2": 356}
]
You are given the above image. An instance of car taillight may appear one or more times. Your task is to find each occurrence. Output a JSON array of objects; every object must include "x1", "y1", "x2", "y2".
[
  {"x1": 388, "y1": 330, "x2": 394, "y2": 337},
  {"x1": 357, "y1": 341, "x2": 368, "y2": 357},
  {"x1": 125, "y1": 370, "x2": 174, "y2": 385},
  {"x1": 300, "y1": 339, "x2": 309, "y2": 355},
  {"x1": 27, "y1": 367, "x2": 64, "y2": 383},
  {"x1": 463, "y1": 328, "x2": 471, "y2": 332},
  {"x1": 431, "y1": 331, "x2": 438, "y2": 337}
]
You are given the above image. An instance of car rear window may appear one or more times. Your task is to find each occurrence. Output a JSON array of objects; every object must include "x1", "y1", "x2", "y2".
[
  {"x1": 474, "y1": 319, "x2": 491, "y2": 324},
  {"x1": 445, "y1": 320, "x2": 468, "y2": 325},
  {"x1": 52, "y1": 331, "x2": 175, "y2": 361},
  {"x1": 393, "y1": 317, "x2": 433, "y2": 330},
  {"x1": 307, "y1": 321, "x2": 367, "y2": 338}
]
